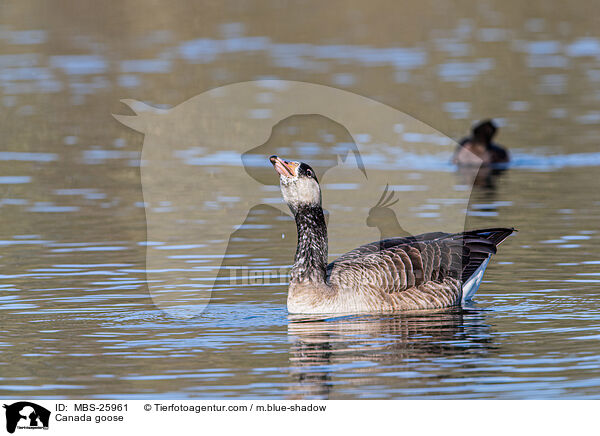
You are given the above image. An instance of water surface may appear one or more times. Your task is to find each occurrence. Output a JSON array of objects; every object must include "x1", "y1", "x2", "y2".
[{"x1": 1, "y1": 1, "x2": 600, "y2": 399}]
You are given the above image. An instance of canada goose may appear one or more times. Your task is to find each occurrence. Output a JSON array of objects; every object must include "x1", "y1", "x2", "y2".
[
  {"x1": 453, "y1": 119, "x2": 510, "y2": 166},
  {"x1": 270, "y1": 155, "x2": 515, "y2": 314}
]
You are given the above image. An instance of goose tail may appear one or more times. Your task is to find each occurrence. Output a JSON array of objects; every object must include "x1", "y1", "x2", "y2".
[{"x1": 460, "y1": 227, "x2": 516, "y2": 303}]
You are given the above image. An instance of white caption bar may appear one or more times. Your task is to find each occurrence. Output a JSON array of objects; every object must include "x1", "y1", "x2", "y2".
[{"x1": 0, "y1": 400, "x2": 595, "y2": 435}]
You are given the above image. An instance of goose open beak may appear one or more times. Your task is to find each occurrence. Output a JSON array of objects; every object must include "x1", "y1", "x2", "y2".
[{"x1": 270, "y1": 155, "x2": 299, "y2": 178}]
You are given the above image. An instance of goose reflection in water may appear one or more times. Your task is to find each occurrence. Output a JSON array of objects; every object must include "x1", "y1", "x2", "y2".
[{"x1": 286, "y1": 309, "x2": 494, "y2": 399}]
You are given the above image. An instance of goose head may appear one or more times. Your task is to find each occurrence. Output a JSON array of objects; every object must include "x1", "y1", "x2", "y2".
[{"x1": 270, "y1": 155, "x2": 321, "y2": 214}]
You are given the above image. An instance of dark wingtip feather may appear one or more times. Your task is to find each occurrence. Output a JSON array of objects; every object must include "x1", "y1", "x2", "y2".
[
  {"x1": 464, "y1": 227, "x2": 516, "y2": 246},
  {"x1": 459, "y1": 227, "x2": 515, "y2": 282}
]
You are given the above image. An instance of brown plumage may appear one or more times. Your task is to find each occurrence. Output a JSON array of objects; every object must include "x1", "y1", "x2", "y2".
[{"x1": 270, "y1": 155, "x2": 515, "y2": 314}]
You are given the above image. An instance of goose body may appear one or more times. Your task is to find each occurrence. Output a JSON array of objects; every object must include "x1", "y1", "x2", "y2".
[{"x1": 270, "y1": 156, "x2": 515, "y2": 314}]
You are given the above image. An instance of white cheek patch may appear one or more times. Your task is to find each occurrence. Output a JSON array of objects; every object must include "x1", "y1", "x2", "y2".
[
  {"x1": 281, "y1": 177, "x2": 320, "y2": 207},
  {"x1": 297, "y1": 178, "x2": 321, "y2": 204}
]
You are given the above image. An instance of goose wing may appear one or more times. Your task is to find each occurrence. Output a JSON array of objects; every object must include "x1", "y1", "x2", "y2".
[{"x1": 326, "y1": 228, "x2": 514, "y2": 293}]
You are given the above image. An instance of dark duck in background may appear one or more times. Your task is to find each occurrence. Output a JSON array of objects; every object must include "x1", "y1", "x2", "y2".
[
  {"x1": 270, "y1": 155, "x2": 515, "y2": 314},
  {"x1": 453, "y1": 119, "x2": 510, "y2": 167}
]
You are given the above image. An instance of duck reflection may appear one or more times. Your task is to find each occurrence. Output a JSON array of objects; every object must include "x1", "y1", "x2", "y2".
[
  {"x1": 455, "y1": 164, "x2": 508, "y2": 190},
  {"x1": 286, "y1": 308, "x2": 494, "y2": 399}
]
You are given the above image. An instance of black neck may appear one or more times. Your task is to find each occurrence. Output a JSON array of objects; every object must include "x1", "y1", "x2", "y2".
[{"x1": 292, "y1": 204, "x2": 328, "y2": 284}]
